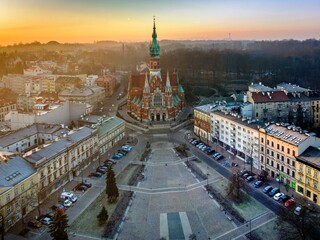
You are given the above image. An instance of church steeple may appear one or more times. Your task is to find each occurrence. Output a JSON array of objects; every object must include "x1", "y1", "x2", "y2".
[
  {"x1": 150, "y1": 16, "x2": 160, "y2": 58},
  {"x1": 165, "y1": 69, "x2": 171, "y2": 92},
  {"x1": 143, "y1": 72, "x2": 150, "y2": 93}
]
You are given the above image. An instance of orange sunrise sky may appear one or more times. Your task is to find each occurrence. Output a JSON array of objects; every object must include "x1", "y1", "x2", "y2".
[{"x1": 1, "y1": 0, "x2": 320, "y2": 45}]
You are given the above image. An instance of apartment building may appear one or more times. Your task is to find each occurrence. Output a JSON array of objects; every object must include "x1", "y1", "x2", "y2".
[
  {"x1": 58, "y1": 86, "x2": 105, "y2": 106},
  {"x1": 96, "y1": 75, "x2": 116, "y2": 97},
  {"x1": 0, "y1": 155, "x2": 38, "y2": 232},
  {"x1": 25, "y1": 126, "x2": 99, "y2": 202},
  {"x1": 309, "y1": 91, "x2": 320, "y2": 128},
  {"x1": 0, "y1": 124, "x2": 65, "y2": 154},
  {"x1": 210, "y1": 111, "x2": 261, "y2": 169},
  {"x1": 259, "y1": 124, "x2": 320, "y2": 189},
  {"x1": 194, "y1": 105, "x2": 212, "y2": 143},
  {"x1": 296, "y1": 147, "x2": 320, "y2": 204},
  {"x1": 0, "y1": 101, "x2": 16, "y2": 122}
]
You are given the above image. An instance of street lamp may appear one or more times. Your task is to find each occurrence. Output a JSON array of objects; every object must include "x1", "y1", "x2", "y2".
[
  {"x1": 206, "y1": 166, "x2": 209, "y2": 190},
  {"x1": 277, "y1": 169, "x2": 281, "y2": 191}
]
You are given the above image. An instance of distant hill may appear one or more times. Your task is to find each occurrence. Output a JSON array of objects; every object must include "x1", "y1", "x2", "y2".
[{"x1": 46, "y1": 41, "x2": 60, "y2": 45}]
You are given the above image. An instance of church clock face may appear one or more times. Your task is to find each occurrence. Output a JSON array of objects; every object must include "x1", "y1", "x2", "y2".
[{"x1": 153, "y1": 61, "x2": 157, "y2": 66}]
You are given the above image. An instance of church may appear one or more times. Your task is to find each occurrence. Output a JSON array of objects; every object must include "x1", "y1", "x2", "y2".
[{"x1": 127, "y1": 19, "x2": 185, "y2": 122}]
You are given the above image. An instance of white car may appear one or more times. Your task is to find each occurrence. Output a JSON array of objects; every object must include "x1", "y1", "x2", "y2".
[
  {"x1": 63, "y1": 199, "x2": 72, "y2": 207},
  {"x1": 273, "y1": 192, "x2": 285, "y2": 201},
  {"x1": 41, "y1": 217, "x2": 52, "y2": 225}
]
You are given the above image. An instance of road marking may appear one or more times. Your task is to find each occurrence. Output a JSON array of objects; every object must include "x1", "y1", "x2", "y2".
[
  {"x1": 180, "y1": 212, "x2": 193, "y2": 239},
  {"x1": 160, "y1": 213, "x2": 169, "y2": 239}
]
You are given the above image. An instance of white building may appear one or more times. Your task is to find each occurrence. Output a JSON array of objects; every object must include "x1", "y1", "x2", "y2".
[{"x1": 210, "y1": 111, "x2": 261, "y2": 169}]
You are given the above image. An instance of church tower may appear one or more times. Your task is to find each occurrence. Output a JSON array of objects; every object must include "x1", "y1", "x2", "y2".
[
  {"x1": 143, "y1": 72, "x2": 151, "y2": 108},
  {"x1": 149, "y1": 17, "x2": 160, "y2": 70},
  {"x1": 165, "y1": 70, "x2": 172, "y2": 107}
]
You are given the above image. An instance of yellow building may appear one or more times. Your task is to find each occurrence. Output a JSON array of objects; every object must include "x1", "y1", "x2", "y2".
[
  {"x1": 0, "y1": 101, "x2": 16, "y2": 122},
  {"x1": 0, "y1": 155, "x2": 38, "y2": 232},
  {"x1": 311, "y1": 98, "x2": 320, "y2": 128},
  {"x1": 296, "y1": 147, "x2": 320, "y2": 204}
]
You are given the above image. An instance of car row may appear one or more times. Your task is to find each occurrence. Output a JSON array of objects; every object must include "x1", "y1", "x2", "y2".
[
  {"x1": 261, "y1": 185, "x2": 295, "y2": 207},
  {"x1": 189, "y1": 138, "x2": 224, "y2": 161},
  {"x1": 112, "y1": 144, "x2": 132, "y2": 159}
]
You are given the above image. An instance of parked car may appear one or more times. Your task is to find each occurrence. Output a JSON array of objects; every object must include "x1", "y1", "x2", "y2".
[
  {"x1": 61, "y1": 192, "x2": 78, "y2": 203},
  {"x1": 254, "y1": 181, "x2": 263, "y2": 188},
  {"x1": 216, "y1": 155, "x2": 224, "y2": 160},
  {"x1": 104, "y1": 159, "x2": 116, "y2": 165},
  {"x1": 188, "y1": 138, "x2": 196, "y2": 143},
  {"x1": 273, "y1": 192, "x2": 285, "y2": 201},
  {"x1": 285, "y1": 199, "x2": 295, "y2": 207},
  {"x1": 268, "y1": 187, "x2": 280, "y2": 197},
  {"x1": 76, "y1": 184, "x2": 88, "y2": 191},
  {"x1": 246, "y1": 176, "x2": 254, "y2": 182},
  {"x1": 206, "y1": 149, "x2": 215, "y2": 155},
  {"x1": 51, "y1": 204, "x2": 66, "y2": 212},
  {"x1": 81, "y1": 180, "x2": 92, "y2": 188},
  {"x1": 240, "y1": 170, "x2": 249, "y2": 176},
  {"x1": 28, "y1": 220, "x2": 42, "y2": 228},
  {"x1": 242, "y1": 173, "x2": 249, "y2": 179},
  {"x1": 40, "y1": 217, "x2": 51, "y2": 225},
  {"x1": 279, "y1": 195, "x2": 290, "y2": 203},
  {"x1": 112, "y1": 153, "x2": 122, "y2": 159},
  {"x1": 212, "y1": 153, "x2": 219, "y2": 158},
  {"x1": 96, "y1": 167, "x2": 107, "y2": 174},
  {"x1": 118, "y1": 150, "x2": 127, "y2": 155},
  {"x1": 191, "y1": 140, "x2": 199, "y2": 145},
  {"x1": 122, "y1": 145, "x2": 132, "y2": 152},
  {"x1": 294, "y1": 206, "x2": 302, "y2": 215},
  {"x1": 63, "y1": 199, "x2": 72, "y2": 207},
  {"x1": 263, "y1": 186, "x2": 273, "y2": 194},
  {"x1": 92, "y1": 172, "x2": 102, "y2": 177}
]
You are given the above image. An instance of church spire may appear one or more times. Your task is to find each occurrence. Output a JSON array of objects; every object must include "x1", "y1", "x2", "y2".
[
  {"x1": 143, "y1": 72, "x2": 150, "y2": 93},
  {"x1": 165, "y1": 69, "x2": 172, "y2": 92},
  {"x1": 149, "y1": 16, "x2": 160, "y2": 58}
]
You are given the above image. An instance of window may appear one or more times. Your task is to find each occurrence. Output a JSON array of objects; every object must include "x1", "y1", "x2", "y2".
[
  {"x1": 287, "y1": 158, "x2": 290, "y2": 164},
  {"x1": 314, "y1": 182, "x2": 318, "y2": 189},
  {"x1": 281, "y1": 146, "x2": 284, "y2": 151},
  {"x1": 271, "y1": 161, "x2": 274, "y2": 167},
  {"x1": 14, "y1": 188, "x2": 18, "y2": 196},
  {"x1": 307, "y1": 178, "x2": 310, "y2": 186},
  {"x1": 277, "y1": 144, "x2": 279, "y2": 150},
  {"x1": 307, "y1": 168, "x2": 311, "y2": 175},
  {"x1": 6, "y1": 193, "x2": 10, "y2": 203},
  {"x1": 277, "y1": 154, "x2": 280, "y2": 160},
  {"x1": 307, "y1": 190, "x2": 311, "y2": 197},
  {"x1": 292, "y1": 171, "x2": 295, "y2": 178},
  {"x1": 271, "y1": 142, "x2": 274, "y2": 147},
  {"x1": 267, "y1": 158, "x2": 270, "y2": 164},
  {"x1": 281, "y1": 166, "x2": 284, "y2": 172},
  {"x1": 287, "y1": 148, "x2": 290, "y2": 154},
  {"x1": 292, "y1": 161, "x2": 295, "y2": 167},
  {"x1": 261, "y1": 146, "x2": 264, "y2": 152},
  {"x1": 267, "y1": 149, "x2": 269, "y2": 155},
  {"x1": 300, "y1": 165, "x2": 303, "y2": 171},
  {"x1": 287, "y1": 169, "x2": 290, "y2": 175},
  {"x1": 271, "y1": 151, "x2": 274, "y2": 157},
  {"x1": 261, "y1": 138, "x2": 264, "y2": 143},
  {"x1": 267, "y1": 140, "x2": 270, "y2": 145},
  {"x1": 314, "y1": 171, "x2": 318, "y2": 178},
  {"x1": 21, "y1": 183, "x2": 25, "y2": 191},
  {"x1": 298, "y1": 186, "x2": 304, "y2": 193},
  {"x1": 261, "y1": 156, "x2": 264, "y2": 163},
  {"x1": 153, "y1": 92, "x2": 162, "y2": 106},
  {"x1": 292, "y1": 150, "x2": 296, "y2": 157}
]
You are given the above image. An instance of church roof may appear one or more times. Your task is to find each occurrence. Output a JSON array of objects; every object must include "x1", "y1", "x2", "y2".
[
  {"x1": 173, "y1": 95, "x2": 181, "y2": 105},
  {"x1": 178, "y1": 84, "x2": 185, "y2": 93},
  {"x1": 131, "y1": 73, "x2": 179, "y2": 89}
]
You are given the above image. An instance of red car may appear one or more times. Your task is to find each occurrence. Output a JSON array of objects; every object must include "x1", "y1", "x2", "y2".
[{"x1": 284, "y1": 198, "x2": 295, "y2": 207}]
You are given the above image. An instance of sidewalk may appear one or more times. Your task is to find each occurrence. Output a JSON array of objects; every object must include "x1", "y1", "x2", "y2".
[
  {"x1": 191, "y1": 133, "x2": 299, "y2": 201},
  {"x1": 5, "y1": 137, "x2": 132, "y2": 240}
]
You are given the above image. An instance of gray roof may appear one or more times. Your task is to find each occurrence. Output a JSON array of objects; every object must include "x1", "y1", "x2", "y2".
[
  {"x1": 26, "y1": 126, "x2": 96, "y2": 167},
  {"x1": 0, "y1": 155, "x2": 36, "y2": 187},
  {"x1": 0, "y1": 124, "x2": 62, "y2": 148},
  {"x1": 0, "y1": 125, "x2": 38, "y2": 147},
  {"x1": 97, "y1": 117, "x2": 125, "y2": 137},
  {"x1": 276, "y1": 83, "x2": 310, "y2": 93},
  {"x1": 59, "y1": 88, "x2": 93, "y2": 97},
  {"x1": 297, "y1": 146, "x2": 320, "y2": 171}
]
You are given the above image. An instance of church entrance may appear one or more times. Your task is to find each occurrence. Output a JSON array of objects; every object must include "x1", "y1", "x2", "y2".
[
  {"x1": 162, "y1": 113, "x2": 166, "y2": 121},
  {"x1": 156, "y1": 113, "x2": 161, "y2": 121},
  {"x1": 151, "y1": 113, "x2": 154, "y2": 121}
]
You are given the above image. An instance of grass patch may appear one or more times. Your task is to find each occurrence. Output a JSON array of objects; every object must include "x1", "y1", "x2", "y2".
[
  {"x1": 252, "y1": 218, "x2": 280, "y2": 240},
  {"x1": 69, "y1": 190, "x2": 123, "y2": 238},
  {"x1": 116, "y1": 164, "x2": 139, "y2": 185}
]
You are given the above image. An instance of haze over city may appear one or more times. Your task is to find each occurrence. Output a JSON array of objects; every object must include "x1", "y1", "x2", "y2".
[{"x1": 1, "y1": 0, "x2": 320, "y2": 45}]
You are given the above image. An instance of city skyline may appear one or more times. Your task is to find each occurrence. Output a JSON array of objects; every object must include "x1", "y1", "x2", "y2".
[{"x1": 1, "y1": 0, "x2": 320, "y2": 45}]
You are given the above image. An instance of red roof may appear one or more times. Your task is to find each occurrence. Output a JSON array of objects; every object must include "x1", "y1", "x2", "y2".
[
  {"x1": 251, "y1": 91, "x2": 290, "y2": 103},
  {"x1": 130, "y1": 72, "x2": 178, "y2": 89}
]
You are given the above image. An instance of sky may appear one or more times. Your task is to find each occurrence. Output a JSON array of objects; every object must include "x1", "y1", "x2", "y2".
[{"x1": 1, "y1": 0, "x2": 320, "y2": 45}]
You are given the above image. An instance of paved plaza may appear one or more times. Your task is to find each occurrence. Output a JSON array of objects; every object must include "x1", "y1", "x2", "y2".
[{"x1": 118, "y1": 137, "x2": 236, "y2": 240}]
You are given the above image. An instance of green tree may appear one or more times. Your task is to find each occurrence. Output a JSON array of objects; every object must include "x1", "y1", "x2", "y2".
[
  {"x1": 106, "y1": 165, "x2": 119, "y2": 203},
  {"x1": 48, "y1": 209, "x2": 69, "y2": 240},
  {"x1": 97, "y1": 206, "x2": 109, "y2": 226}
]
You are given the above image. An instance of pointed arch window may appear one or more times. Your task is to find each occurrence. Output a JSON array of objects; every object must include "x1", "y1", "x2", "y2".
[{"x1": 153, "y1": 92, "x2": 162, "y2": 106}]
